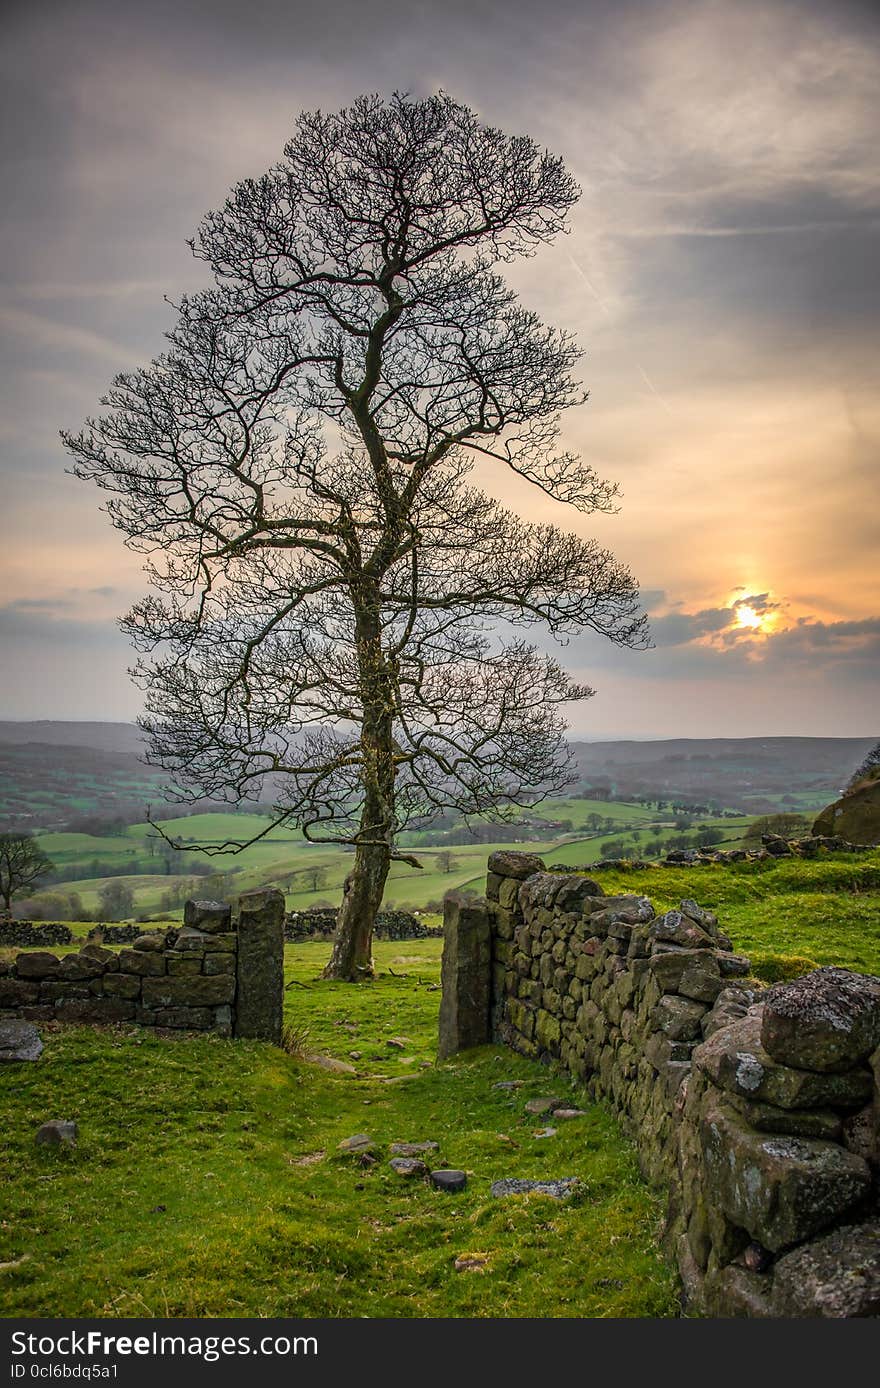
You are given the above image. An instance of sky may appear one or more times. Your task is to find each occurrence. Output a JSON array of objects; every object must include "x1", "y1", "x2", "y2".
[{"x1": 1, "y1": 0, "x2": 878, "y2": 738}]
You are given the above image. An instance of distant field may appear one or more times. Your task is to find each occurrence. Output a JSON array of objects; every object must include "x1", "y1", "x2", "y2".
[{"x1": 23, "y1": 799, "x2": 761, "y2": 920}]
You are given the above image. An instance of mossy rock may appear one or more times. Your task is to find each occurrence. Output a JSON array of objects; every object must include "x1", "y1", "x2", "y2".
[{"x1": 813, "y1": 774, "x2": 880, "y2": 845}]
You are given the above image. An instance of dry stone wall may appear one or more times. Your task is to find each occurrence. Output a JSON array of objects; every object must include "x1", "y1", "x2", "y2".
[
  {"x1": 0, "y1": 889, "x2": 285, "y2": 1043},
  {"x1": 440, "y1": 850, "x2": 880, "y2": 1317}
]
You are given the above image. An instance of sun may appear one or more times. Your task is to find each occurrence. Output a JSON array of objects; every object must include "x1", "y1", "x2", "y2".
[{"x1": 734, "y1": 602, "x2": 764, "y2": 631}]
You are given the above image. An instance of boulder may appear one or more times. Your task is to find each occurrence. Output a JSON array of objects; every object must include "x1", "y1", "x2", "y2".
[
  {"x1": 35, "y1": 1120, "x2": 77, "y2": 1147},
  {"x1": 132, "y1": 934, "x2": 166, "y2": 953},
  {"x1": 761, "y1": 968, "x2": 880, "y2": 1073},
  {"x1": 430, "y1": 1169, "x2": 468, "y2": 1192},
  {"x1": 0, "y1": 1019, "x2": 43, "y2": 1062},
  {"x1": 389, "y1": 1157, "x2": 429, "y2": 1177},
  {"x1": 337, "y1": 1134, "x2": 376, "y2": 1155}
]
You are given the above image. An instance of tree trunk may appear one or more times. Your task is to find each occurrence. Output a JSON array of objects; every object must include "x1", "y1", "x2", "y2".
[
  {"x1": 323, "y1": 582, "x2": 397, "y2": 981},
  {"x1": 322, "y1": 835, "x2": 390, "y2": 980}
]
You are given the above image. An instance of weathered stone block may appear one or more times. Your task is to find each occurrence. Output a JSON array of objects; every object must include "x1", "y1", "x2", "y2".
[
  {"x1": 141, "y1": 975, "x2": 235, "y2": 1008},
  {"x1": 699, "y1": 1096, "x2": 871, "y2": 1252},
  {"x1": 203, "y1": 953, "x2": 235, "y2": 976},
  {"x1": 491, "y1": 906, "x2": 517, "y2": 941},
  {"x1": 40, "y1": 981, "x2": 89, "y2": 1001},
  {"x1": 485, "y1": 871, "x2": 503, "y2": 902},
  {"x1": 761, "y1": 967, "x2": 880, "y2": 1073},
  {"x1": 727, "y1": 1094, "x2": 843, "y2": 1141},
  {"x1": 678, "y1": 953, "x2": 724, "y2": 1005},
  {"x1": 694, "y1": 1010, "x2": 873, "y2": 1110},
  {"x1": 770, "y1": 1222, "x2": 880, "y2": 1317},
  {"x1": 439, "y1": 893, "x2": 491, "y2": 1059},
  {"x1": 702, "y1": 1266, "x2": 772, "y2": 1318},
  {"x1": 184, "y1": 899, "x2": 233, "y2": 934},
  {"x1": 535, "y1": 1008, "x2": 561, "y2": 1051},
  {"x1": 0, "y1": 978, "x2": 39, "y2": 1006},
  {"x1": 716, "y1": 952, "x2": 751, "y2": 977},
  {"x1": 653, "y1": 994, "x2": 706, "y2": 1041},
  {"x1": 646, "y1": 1032, "x2": 694, "y2": 1068},
  {"x1": 213, "y1": 1005, "x2": 233, "y2": 1037},
  {"x1": 493, "y1": 939, "x2": 514, "y2": 966},
  {"x1": 79, "y1": 944, "x2": 116, "y2": 966},
  {"x1": 14, "y1": 952, "x2": 61, "y2": 980},
  {"x1": 155, "y1": 1006, "x2": 214, "y2": 1029},
  {"x1": 55, "y1": 997, "x2": 136, "y2": 1023},
  {"x1": 101, "y1": 973, "x2": 142, "y2": 1000},
  {"x1": 167, "y1": 956, "x2": 203, "y2": 976},
  {"x1": 118, "y1": 949, "x2": 166, "y2": 976},
  {"x1": 0, "y1": 1018, "x2": 43, "y2": 1062},
  {"x1": 649, "y1": 911, "x2": 715, "y2": 950},
  {"x1": 553, "y1": 877, "x2": 604, "y2": 911},
  {"x1": 60, "y1": 953, "x2": 106, "y2": 981},
  {"x1": 486, "y1": 850, "x2": 545, "y2": 880}
]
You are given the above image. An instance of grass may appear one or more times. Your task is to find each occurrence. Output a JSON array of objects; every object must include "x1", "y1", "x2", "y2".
[
  {"x1": 587, "y1": 853, "x2": 880, "y2": 979},
  {"x1": 0, "y1": 940, "x2": 677, "y2": 1319},
  {"x1": 5, "y1": 851, "x2": 880, "y2": 1319}
]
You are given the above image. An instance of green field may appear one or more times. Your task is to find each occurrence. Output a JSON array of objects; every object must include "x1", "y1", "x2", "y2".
[
  {"x1": 24, "y1": 800, "x2": 757, "y2": 922},
  {"x1": 0, "y1": 940, "x2": 677, "y2": 1319}
]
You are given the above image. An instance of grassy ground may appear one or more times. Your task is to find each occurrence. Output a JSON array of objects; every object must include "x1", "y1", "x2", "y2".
[
  {"x1": 591, "y1": 854, "x2": 880, "y2": 979},
  {"x1": 0, "y1": 941, "x2": 678, "y2": 1320},
  {"x1": 5, "y1": 853, "x2": 879, "y2": 1319}
]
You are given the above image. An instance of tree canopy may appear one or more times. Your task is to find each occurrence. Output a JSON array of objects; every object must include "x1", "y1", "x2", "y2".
[{"x1": 65, "y1": 93, "x2": 647, "y2": 978}]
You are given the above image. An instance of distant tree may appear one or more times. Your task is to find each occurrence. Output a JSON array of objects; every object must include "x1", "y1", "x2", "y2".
[
  {"x1": 300, "y1": 866, "x2": 329, "y2": 893},
  {"x1": 66, "y1": 93, "x2": 646, "y2": 980},
  {"x1": 744, "y1": 813, "x2": 808, "y2": 842},
  {"x1": 434, "y1": 850, "x2": 458, "y2": 874},
  {"x1": 696, "y1": 827, "x2": 725, "y2": 848},
  {"x1": 98, "y1": 880, "x2": 135, "y2": 921},
  {"x1": 848, "y1": 742, "x2": 880, "y2": 789},
  {"x1": 601, "y1": 839, "x2": 627, "y2": 858},
  {"x1": 0, "y1": 833, "x2": 54, "y2": 911}
]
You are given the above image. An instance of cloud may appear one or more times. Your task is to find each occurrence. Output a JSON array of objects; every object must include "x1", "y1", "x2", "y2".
[
  {"x1": 648, "y1": 606, "x2": 732, "y2": 647},
  {"x1": 0, "y1": 0, "x2": 877, "y2": 734},
  {"x1": 0, "y1": 304, "x2": 143, "y2": 369}
]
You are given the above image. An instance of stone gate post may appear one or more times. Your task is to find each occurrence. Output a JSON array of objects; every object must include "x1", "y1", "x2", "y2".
[
  {"x1": 438, "y1": 891, "x2": 491, "y2": 1059},
  {"x1": 234, "y1": 888, "x2": 285, "y2": 1043}
]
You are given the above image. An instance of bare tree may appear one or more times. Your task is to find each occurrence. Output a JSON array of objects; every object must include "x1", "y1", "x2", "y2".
[
  {"x1": 65, "y1": 93, "x2": 647, "y2": 980},
  {"x1": 0, "y1": 834, "x2": 54, "y2": 911},
  {"x1": 300, "y1": 866, "x2": 329, "y2": 893},
  {"x1": 434, "y1": 850, "x2": 458, "y2": 874},
  {"x1": 848, "y1": 742, "x2": 880, "y2": 789}
]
